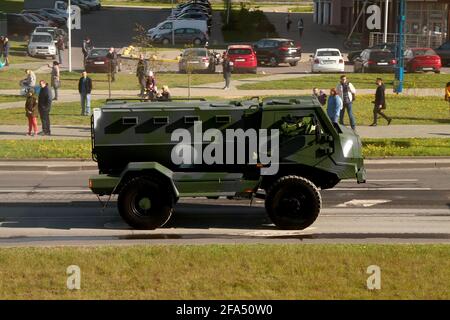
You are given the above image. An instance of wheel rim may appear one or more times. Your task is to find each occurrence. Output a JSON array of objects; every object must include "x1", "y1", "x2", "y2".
[
  {"x1": 274, "y1": 190, "x2": 307, "y2": 219},
  {"x1": 131, "y1": 191, "x2": 157, "y2": 218}
]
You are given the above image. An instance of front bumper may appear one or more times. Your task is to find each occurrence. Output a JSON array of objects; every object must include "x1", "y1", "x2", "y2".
[
  {"x1": 89, "y1": 174, "x2": 120, "y2": 195},
  {"x1": 312, "y1": 64, "x2": 345, "y2": 73}
]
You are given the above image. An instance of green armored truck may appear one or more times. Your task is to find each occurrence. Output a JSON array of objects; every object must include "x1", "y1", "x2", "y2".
[{"x1": 89, "y1": 96, "x2": 366, "y2": 230}]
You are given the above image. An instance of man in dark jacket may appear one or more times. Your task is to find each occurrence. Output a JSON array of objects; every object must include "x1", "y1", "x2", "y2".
[
  {"x1": 107, "y1": 47, "x2": 118, "y2": 82},
  {"x1": 38, "y1": 80, "x2": 52, "y2": 135},
  {"x1": 370, "y1": 78, "x2": 392, "y2": 126},
  {"x1": 222, "y1": 54, "x2": 232, "y2": 90},
  {"x1": 78, "y1": 71, "x2": 93, "y2": 116},
  {"x1": 136, "y1": 54, "x2": 148, "y2": 97}
]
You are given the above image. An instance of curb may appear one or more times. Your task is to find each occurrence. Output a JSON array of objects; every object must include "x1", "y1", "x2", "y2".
[{"x1": 0, "y1": 159, "x2": 450, "y2": 171}]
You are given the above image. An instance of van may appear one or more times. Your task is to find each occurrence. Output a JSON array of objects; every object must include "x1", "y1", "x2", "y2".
[{"x1": 147, "y1": 19, "x2": 207, "y2": 40}]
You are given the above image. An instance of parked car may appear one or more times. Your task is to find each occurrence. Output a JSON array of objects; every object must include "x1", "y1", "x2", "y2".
[
  {"x1": 27, "y1": 32, "x2": 57, "y2": 58},
  {"x1": 70, "y1": 0, "x2": 91, "y2": 13},
  {"x1": 22, "y1": 10, "x2": 66, "y2": 27},
  {"x1": 354, "y1": 49, "x2": 397, "y2": 73},
  {"x1": 434, "y1": 41, "x2": 450, "y2": 66},
  {"x1": 84, "y1": 48, "x2": 111, "y2": 73},
  {"x1": 152, "y1": 28, "x2": 208, "y2": 45},
  {"x1": 348, "y1": 43, "x2": 396, "y2": 63},
  {"x1": 22, "y1": 13, "x2": 53, "y2": 27},
  {"x1": 173, "y1": 6, "x2": 211, "y2": 17},
  {"x1": 172, "y1": 3, "x2": 212, "y2": 16},
  {"x1": 25, "y1": 13, "x2": 60, "y2": 27},
  {"x1": 226, "y1": 45, "x2": 257, "y2": 73},
  {"x1": 147, "y1": 19, "x2": 208, "y2": 40},
  {"x1": 33, "y1": 27, "x2": 68, "y2": 47},
  {"x1": 179, "y1": 48, "x2": 216, "y2": 73},
  {"x1": 253, "y1": 38, "x2": 301, "y2": 67},
  {"x1": 78, "y1": 0, "x2": 102, "y2": 10},
  {"x1": 6, "y1": 13, "x2": 42, "y2": 36},
  {"x1": 311, "y1": 48, "x2": 345, "y2": 73},
  {"x1": 404, "y1": 48, "x2": 441, "y2": 73},
  {"x1": 169, "y1": 12, "x2": 211, "y2": 27}
]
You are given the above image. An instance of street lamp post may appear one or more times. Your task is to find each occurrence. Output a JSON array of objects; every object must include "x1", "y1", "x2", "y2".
[
  {"x1": 383, "y1": 0, "x2": 389, "y2": 43},
  {"x1": 395, "y1": 0, "x2": 405, "y2": 94},
  {"x1": 68, "y1": 1, "x2": 72, "y2": 72}
]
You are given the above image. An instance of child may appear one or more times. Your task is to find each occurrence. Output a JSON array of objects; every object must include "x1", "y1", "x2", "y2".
[{"x1": 25, "y1": 88, "x2": 38, "y2": 136}]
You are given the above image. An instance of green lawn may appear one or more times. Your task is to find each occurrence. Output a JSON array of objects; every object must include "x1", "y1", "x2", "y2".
[
  {"x1": 0, "y1": 0, "x2": 23, "y2": 13},
  {"x1": 1, "y1": 138, "x2": 449, "y2": 159},
  {"x1": 0, "y1": 95, "x2": 447, "y2": 126},
  {"x1": 0, "y1": 95, "x2": 23, "y2": 103},
  {"x1": 0, "y1": 245, "x2": 449, "y2": 299},
  {"x1": 0, "y1": 69, "x2": 263, "y2": 90},
  {"x1": 288, "y1": 5, "x2": 314, "y2": 13},
  {"x1": 238, "y1": 73, "x2": 450, "y2": 90},
  {"x1": 3, "y1": 41, "x2": 45, "y2": 65}
]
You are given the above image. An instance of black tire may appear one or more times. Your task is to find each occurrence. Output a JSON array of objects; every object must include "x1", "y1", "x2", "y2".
[
  {"x1": 118, "y1": 176, "x2": 174, "y2": 230},
  {"x1": 289, "y1": 61, "x2": 298, "y2": 67},
  {"x1": 265, "y1": 176, "x2": 321, "y2": 230}
]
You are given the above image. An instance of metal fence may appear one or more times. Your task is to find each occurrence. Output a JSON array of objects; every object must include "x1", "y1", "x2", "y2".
[{"x1": 369, "y1": 32, "x2": 447, "y2": 48}]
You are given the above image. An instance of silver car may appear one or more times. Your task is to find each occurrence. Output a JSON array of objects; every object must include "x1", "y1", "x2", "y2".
[
  {"x1": 178, "y1": 48, "x2": 216, "y2": 73},
  {"x1": 27, "y1": 32, "x2": 57, "y2": 58}
]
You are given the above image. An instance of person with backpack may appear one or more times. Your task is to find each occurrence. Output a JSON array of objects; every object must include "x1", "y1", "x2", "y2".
[
  {"x1": 370, "y1": 78, "x2": 392, "y2": 126},
  {"x1": 336, "y1": 75, "x2": 357, "y2": 130}
]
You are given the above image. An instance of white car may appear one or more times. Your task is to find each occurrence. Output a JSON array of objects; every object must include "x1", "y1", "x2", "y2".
[
  {"x1": 28, "y1": 32, "x2": 57, "y2": 58},
  {"x1": 311, "y1": 48, "x2": 345, "y2": 73}
]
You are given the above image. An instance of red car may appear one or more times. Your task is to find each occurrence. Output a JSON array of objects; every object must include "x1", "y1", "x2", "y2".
[
  {"x1": 404, "y1": 48, "x2": 442, "y2": 73},
  {"x1": 84, "y1": 48, "x2": 111, "y2": 73},
  {"x1": 226, "y1": 45, "x2": 257, "y2": 73}
]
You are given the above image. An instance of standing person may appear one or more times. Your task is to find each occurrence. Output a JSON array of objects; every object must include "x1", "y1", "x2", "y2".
[
  {"x1": 336, "y1": 75, "x2": 357, "y2": 130},
  {"x1": 297, "y1": 18, "x2": 304, "y2": 38},
  {"x1": 327, "y1": 88, "x2": 342, "y2": 129},
  {"x1": 38, "y1": 80, "x2": 52, "y2": 136},
  {"x1": 25, "y1": 88, "x2": 39, "y2": 136},
  {"x1": 136, "y1": 54, "x2": 148, "y2": 97},
  {"x1": 2, "y1": 37, "x2": 10, "y2": 66},
  {"x1": 222, "y1": 54, "x2": 232, "y2": 90},
  {"x1": 107, "y1": 47, "x2": 118, "y2": 82},
  {"x1": 48, "y1": 61, "x2": 60, "y2": 101},
  {"x1": 445, "y1": 81, "x2": 450, "y2": 115},
  {"x1": 370, "y1": 78, "x2": 392, "y2": 126},
  {"x1": 286, "y1": 13, "x2": 292, "y2": 32},
  {"x1": 82, "y1": 37, "x2": 93, "y2": 62},
  {"x1": 56, "y1": 35, "x2": 64, "y2": 65},
  {"x1": 78, "y1": 71, "x2": 92, "y2": 116}
]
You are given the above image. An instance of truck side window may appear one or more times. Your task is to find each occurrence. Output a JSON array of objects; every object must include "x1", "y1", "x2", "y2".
[{"x1": 280, "y1": 115, "x2": 318, "y2": 136}]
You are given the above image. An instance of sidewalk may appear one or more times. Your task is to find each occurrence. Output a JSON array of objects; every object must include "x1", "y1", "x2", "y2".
[
  {"x1": 0, "y1": 124, "x2": 449, "y2": 140},
  {"x1": 0, "y1": 158, "x2": 449, "y2": 171}
]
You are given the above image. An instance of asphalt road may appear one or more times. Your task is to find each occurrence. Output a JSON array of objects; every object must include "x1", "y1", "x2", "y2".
[{"x1": 0, "y1": 166, "x2": 449, "y2": 246}]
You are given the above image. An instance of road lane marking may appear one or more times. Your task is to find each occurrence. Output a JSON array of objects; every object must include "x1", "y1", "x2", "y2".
[
  {"x1": 331, "y1": 188, "x2": 432, "y2": 191},
  {"x1": 342, "y1": 179, "x2": 419, "y2": 183},
  {"x1": 336, "y1": 199, "x2": 392, "y2": 208}
]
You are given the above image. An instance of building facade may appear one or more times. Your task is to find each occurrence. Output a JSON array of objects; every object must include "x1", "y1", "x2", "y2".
[{"x1": 313, "y1": 0, "x2": 450, "y2": 44}]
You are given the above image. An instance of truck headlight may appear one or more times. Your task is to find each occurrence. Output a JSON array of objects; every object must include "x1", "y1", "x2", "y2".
[{"x1": 343, "y1": 139, "x2": 354, "y2": 158}]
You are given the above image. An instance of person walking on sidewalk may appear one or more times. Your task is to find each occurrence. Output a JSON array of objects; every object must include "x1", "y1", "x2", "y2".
[
  {"x1": 78, "y1": 71, "x2": 92, "y2": 116},
  {"x1": 370, "y1": 78, "x2": 392, "y2": 126},
  {"x1": 327, "y1": 88, "x2": 342, "y2": 130},
  {"x1": 38, "y1": 80, "x2": 52, "y2": 136},
  {"x1": 286, "y1": 13, "x2": 292, "y2": 32},
  {"x1": 222, "y1": 54, "x2": 233, "y2": 90},
  {"x1": 336, "y1": 75, "x2": 357, "y2": 130},
  {"x1": 48, "y1": 61, "x2": 60, "y2": 101},
  {"x1": 107, "y1": 47, "x2": 118, "y2": 82},
  {"x1": 25, "y1": 88, "x2": 38, "y2": 136},
  {"x1": 297, "y1": 18, "x2": 304, "y2": 38},
  {"x1": 136, "y1": 54, "x2": 148, "y2": 97}
]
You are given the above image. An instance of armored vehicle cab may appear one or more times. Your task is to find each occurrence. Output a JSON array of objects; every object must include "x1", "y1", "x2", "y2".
[{"x1": 89, "y1": 96, "x2": 366, "y2": 230}]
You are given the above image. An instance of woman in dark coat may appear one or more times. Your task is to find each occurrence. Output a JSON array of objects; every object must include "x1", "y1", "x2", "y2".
[{"x1": 25, "y1": 89, "x2": 39, "y2": 136}]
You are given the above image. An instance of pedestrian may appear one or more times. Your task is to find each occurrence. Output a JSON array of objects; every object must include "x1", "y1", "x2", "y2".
[
  {"x1": 136, "y1": 53, "x2": 148, "y2": 97},
  {"x1": 48, "y1": 61, "x2": 60, "y2": 101},
  {"x1": 370, "y1": 78, "x2": 392, "y2": 126},
  {"x1": 445, "y1": 81, "x2": 450, "y2": 115},
  {"x1": 37, "y1": 80, "x2": 52, "y2": 136},
  {"x1": 286, "y1": 13, "x2": 292, "y2": 32},
  {"x1": 222, "y1": 54, "x2": 233, "y2": 90},
  {"x1": 19, "y1": 69, "x2": 37, "y2": 94},
  {"x1": 157, "y1": 85, "x2": 171, "y2": 101},
  {"x1": 82, "y1": 37, "x2": 93, "y2": 62},
  {"x1": 327, "y1": 88, "x2": 342, "y2": 129},
  {"x1": 2, "y1": 36, "x2": 10, "y2": 66},
  {"x1": 312, "y1": 87, "x2": 327, "y2": 106},
  {"x1": 145, "y1": 70, "x2": 157, "y2": 99},
  {"x1": 25, "y1": 88, "x2": 38, "y2": 136},
  {"x1": 107, "y1": 47, "x2": 118, "y2": 82},
  {"x1": 56, "y1": 35, "x2": 64, "y2": 65},
  {"x1": 336, "y1": 75, "x2": 357, "y2": 130},
  {"x1": 297, "y1": 18, "x2": 304, "y2": 38},
  {"x1": 78, "y1": 71, "x2": 92, "y2": 116}
]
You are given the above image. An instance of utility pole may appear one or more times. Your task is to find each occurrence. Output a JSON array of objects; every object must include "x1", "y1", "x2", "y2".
[
  {"x1": 68, "y1": 1, "x2": 72, "y2": 72},
  {"x1": 395, "y1": 0, "x2": 405, "y2": 94},
  {"x1": 383, "y1": 0, "x2": 389, "y2": 43}
]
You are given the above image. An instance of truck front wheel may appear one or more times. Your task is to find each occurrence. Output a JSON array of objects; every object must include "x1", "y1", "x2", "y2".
[
  {"x1": 265, "y1": 176, "x2": 321, "y2": 230},
  {"x1": 118, "y1": 176, "x2": 174, "y2": 229}
]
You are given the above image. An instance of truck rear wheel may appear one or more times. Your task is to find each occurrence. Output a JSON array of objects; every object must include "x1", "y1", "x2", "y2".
[
  {"x1": 265, "y1": 176, "x2": 321, "y2": 230},
  {"x1": 118, "y1": 176, "x2": 174, "y2": 229}
]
